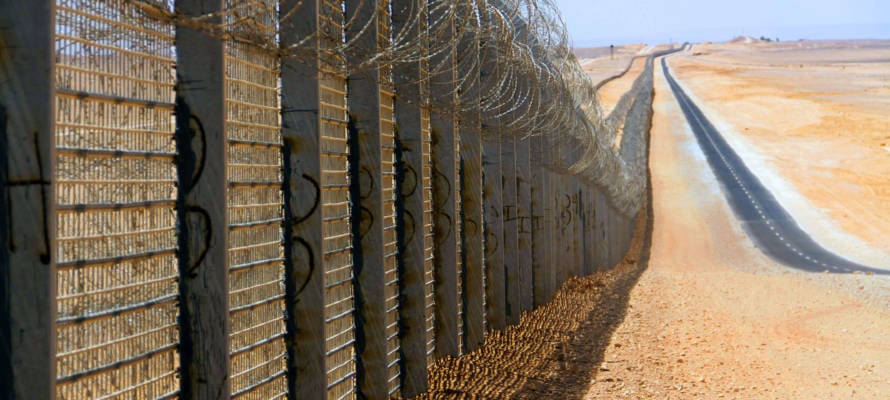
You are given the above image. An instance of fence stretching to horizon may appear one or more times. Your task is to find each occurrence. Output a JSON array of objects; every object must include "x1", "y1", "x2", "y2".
[{"x1": 1, "y1": 0, "x2": 676, "y2": 398}]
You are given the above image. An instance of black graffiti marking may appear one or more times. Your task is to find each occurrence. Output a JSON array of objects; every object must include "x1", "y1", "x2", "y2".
[
  {"x1": 464, "y1": 218, "x2": 480, "y2": 236},
  {"x1": 282, "y1": 139, "x2": 320, "y2": 225},
  {"x1": 402, "y1": 209, "x2": 417, "y2": 247},
  {"x1": 290, "y1": 236, "x2": 316, "y2": 300},
  {"x1": 517, "y1": 216, "x2": 532, "y2": 234},
  {"x1": 432, "y1": 211, "x2": 454, "y2": 243},
  {"x1": 431, "y1": 167, "x2": 452, "y2": 209},
  {"x1": 174, "y1": 102, "x2": 213, "y2": 276},
  {"x1": 174, "y1": 94, "x2": 208, "y2": 194},
  {"x1": 559, "y1": 194, "x2": 573, "y2": 227},
  {"x1": 3, "y1": 132, "x2": 53, "y2": 264},
  {"x1": 291, "y1": 174, "x2": 320, "y2": 226},
  {"x1": 502, "y1": 204, "x2": 517, "y2": 222},
  {"x1": 484, "y1": 226, "x2": 499, "y2": 256},
  {"x1": 400, "y1": 164, "x2": 419, "y2": 197},
  {"x1": 359, "y1": 166, "x2": 374, "y2": 200},
  {"x1": 359, "y1": 206, "x2": 374, "y2": 239},
  {"x1": 185, "y1": 206, "x2": 212, "y2": 277}
]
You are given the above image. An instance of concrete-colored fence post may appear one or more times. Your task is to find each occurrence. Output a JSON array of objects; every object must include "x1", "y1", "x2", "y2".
[
  {"x1": 392, "y1": 0, "x2": 431, "y2": 395},
  {"x1": 530, "y1": 136, "x2": 552, "y2": 307},
  {"x1": 428, "y1": 6, "x2": 460, "y2": 359},
  {"x1": 516, "y1": 139, "x2": 533, "y2": 312},
  {"x1": 548, "y1": 148, "x2": 561, "y2": 295},
  {"x1": 482, "y1": 140, "x2": 506, "y2": 331},
  {"x1": 456, "y1": 12, "x2": 485, "y2": 352},
  {"x1": 279, "y1": 0, "x2": 354, "y2": 397},
  {"x1": 501, "y1": 140, "x2": 520, "y2": 325},
  {"x1": 596, "y1": 192, "x2": 608, "y2": 270},
  {"x1": 174, "y1": 0, "x2": 231, "y2": 398},
  {"x1": 573, "y1": 179, "x2": 583, "y2": 276},
  {"x1": 0, "y1": 1, "x2": 57, "y2": 397},
  {"x1": 584, "y1": 189, "x2": 596, "y2": 275},
  {"x1": 344, "y1": 0, "x2": 396, "y2": 396}
]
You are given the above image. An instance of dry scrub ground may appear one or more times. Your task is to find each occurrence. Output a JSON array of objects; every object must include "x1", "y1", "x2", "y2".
[{"x1": 419, "y1": 41, "x2": 890, "y2": 399}]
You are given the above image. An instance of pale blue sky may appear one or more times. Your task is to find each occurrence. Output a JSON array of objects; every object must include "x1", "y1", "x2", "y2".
[{"x1": 551, "y1": 0, "x2": 890, "y2": 47}]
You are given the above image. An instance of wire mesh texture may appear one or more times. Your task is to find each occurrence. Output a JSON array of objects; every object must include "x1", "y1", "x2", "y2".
[
  {"x1": 223, "y1": 1, "x2": 289, "y2": 398},
  {"x1": 42, "y1": 0, "x2": 670, "y2": 398},
  {"x1": 421, "y1": 105, "x2": 437, "y2": 365},
  {"x1": 375, "y1": 2, "x2": 404, "y2": 396},
  {"x1": 318, "y1": 1, "x2": 359, "y2": 398},
  {"x1": 54, "y1": 0, "x2": 180, "y2": 398}
]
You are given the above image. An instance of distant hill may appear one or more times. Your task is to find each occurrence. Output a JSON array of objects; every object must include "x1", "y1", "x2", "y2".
[{"x1": 729, "y1": 35, "x2": 757, "y2": 44}]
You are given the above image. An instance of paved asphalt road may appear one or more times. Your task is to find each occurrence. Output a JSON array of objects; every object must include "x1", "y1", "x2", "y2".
[{"x1": 661, "y1": 57, "x2": 888, "y2": 275}]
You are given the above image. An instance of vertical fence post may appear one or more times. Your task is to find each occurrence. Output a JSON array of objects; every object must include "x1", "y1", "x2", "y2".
[
  {"x1": 596, "y1": 192, "x2": 607, "y2": 270},
  {"x1": 501, "y1": 140, "x2": 520, "y2": 325},
  {"x1": 573, "y1": 179, "x2": 583, "y2": 276},
  {"x1": 428, "y1": 6, "x2": 459, "y2": 359},
  {"x1": 482, "y1": 139, "x2": 505, "y2": 331},
  {"x1": 588, "y1": 189, "x2": 595, "y2": 274},
  {"x1": 560, "y1": 175, "x2": 570, "y2": 282},
  {"x1": 392, "y1": 0, "x2": 429, "y2": 395},
  {"x1": 547, "y1": 147, "x2": 560, "y2": 296},
  {"x1": 479, "y1": 2, "x2": 505, "y2": 333},
  {"x1": 344, "y1": 0, "x2": 389, "y2": 396},
  {"x1": 530, "y1": 136, "x2": 551, "y2": 307},
  {"x1": 579, "y1": 187, "x2": 588, "y2": 275},
  {"x1": 279, "y1": 0, "x2": 328, "y2": 396},
  {"x1": 547, "y1": 145, "x2": 558, "y2": 299},
  {"x1": 0, "y1": 2, "x2": 56, "y2": 398},
  {"x1": 456, "y1": 11, "x2": 485, "y2": 352},
  {"x1": 515, "y1": 138, "x2": 533, "y2": 312},
  {"x1": 174, "y1": 1, "x2": 230, "y2": 398}
]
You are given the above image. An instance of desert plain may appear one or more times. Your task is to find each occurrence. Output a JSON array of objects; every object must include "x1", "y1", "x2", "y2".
[{"x1": 420, "y1": 39, "x2": 890, "y2": 399}]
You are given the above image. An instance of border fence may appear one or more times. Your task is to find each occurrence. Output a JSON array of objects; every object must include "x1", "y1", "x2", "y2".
[{"x1": 1, "y1": 0, "x2": 678, "y2": 398}]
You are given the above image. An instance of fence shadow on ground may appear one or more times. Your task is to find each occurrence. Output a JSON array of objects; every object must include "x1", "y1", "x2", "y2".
[{"x1": 417, "y1": 182, "x2": 655, "y2": 399}]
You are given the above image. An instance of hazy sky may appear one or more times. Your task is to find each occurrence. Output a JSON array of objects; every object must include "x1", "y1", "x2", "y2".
[{"x1": 551, "y1": 0, "x2": 890, "y2": 47}]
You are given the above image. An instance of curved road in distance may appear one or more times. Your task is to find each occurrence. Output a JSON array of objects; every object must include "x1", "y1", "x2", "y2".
[{"x1": 661, "y1": 57, "x2": 889, "y2": 275}]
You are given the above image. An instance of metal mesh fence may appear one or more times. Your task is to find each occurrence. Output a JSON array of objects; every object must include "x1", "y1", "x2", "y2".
[
  {"x1": 2, "y1": 1, "x2": 670, "y2": 398},
  {"x1": 455, "y1": 135, "x2": 464, "y2": 356},
  {"x1": 320, "y1": 1, "x2": 358, "y2": 398},
  {"x1": 223, "y1": 1, "x2": 289, "y2": 397},
  {"x1": 421, "y1": 105, "x2": 437, "y2": 364},
  {"x1": 53, "y1": 0, "x2": 180, "y2": 398},
  {"x1": 377, "y1": 2, "x2": 403, "y2": 396}
]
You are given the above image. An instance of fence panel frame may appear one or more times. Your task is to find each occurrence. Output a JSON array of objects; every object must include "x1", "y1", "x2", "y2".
[
  {"x1": 501, "y1": 139, "x2": 520, "y2": 325},
  {"x1": 392, "y1": 0, "x2": 432, "y2": 395},
  {"x1": 174, "y1": 0, "x2": 231, "y2": 398},
  {"x1": 515, "y1": 138, "x2": 533, "y2": 313},
  {"x1": 0, "y1": 1, "x2": 58, "y2": 398},
  {"x1": 456, "y1": 14, "x2": 485, "y2": 352},
  {"x1": 428, "y1": 5, "x2": 460, "y2": 359},
  {"x1": 482, "y1": 139, "x2": 505, "y2": 331}
]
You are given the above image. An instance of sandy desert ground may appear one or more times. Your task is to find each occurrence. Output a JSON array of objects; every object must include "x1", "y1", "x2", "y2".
[
  {"x1": 585, "y1": 46, "x2": 890, "y2": 398},
  {"x1": 419, "y1": 40, "x2": 890, "y2": 399},
  {"x1": 594, "y1": 56, "x2": 647, "y2": 116},
  {"x1": 578, "y1": 44, "x2": 647, "y2": 85},
  {"x1": 668, "y1": 39, "x2": 890, "y2": 266}
]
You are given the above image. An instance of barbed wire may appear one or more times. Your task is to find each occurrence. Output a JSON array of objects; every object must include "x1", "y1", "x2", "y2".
[{"x1": 93, "y1": 0, "x2": 662, "y2": 216}]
